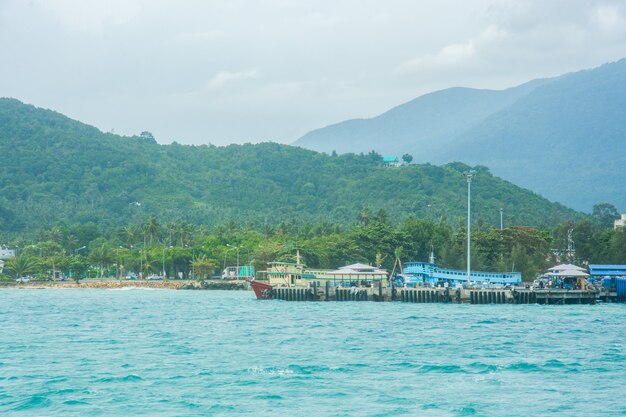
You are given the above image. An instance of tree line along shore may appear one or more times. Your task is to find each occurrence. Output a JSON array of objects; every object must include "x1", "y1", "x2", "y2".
[{"x1": 2, "y1": 208, "x2": 624, "y2": 284}]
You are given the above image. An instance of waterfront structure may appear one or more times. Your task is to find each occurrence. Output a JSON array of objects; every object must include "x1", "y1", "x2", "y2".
[
  {"x1": 545, "y1": 265, "x2": 589, "y2": 289},
  {"x1": 588, "y1": 264, "x2": 626, "y2": 278},
  {"x1": 399, "y1": 258, "x2": 522, "y2": 287},
  {"x1": 547, "y1": 264, "x2": 586, "y2": 273},
  {"x1": 221, "y1": 265, "x2": 255, "y2": 280},
  {"x1": 264, "y1": 261, "x2": 388, "y2": 287}
]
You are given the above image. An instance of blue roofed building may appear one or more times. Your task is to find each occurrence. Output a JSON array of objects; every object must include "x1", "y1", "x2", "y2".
[
  {"x1": 588, "y1": 264, "x2": 626, "y2": 278},
  {"x1": 382, "y1": 156, "x2": 400, "y2": 167}
]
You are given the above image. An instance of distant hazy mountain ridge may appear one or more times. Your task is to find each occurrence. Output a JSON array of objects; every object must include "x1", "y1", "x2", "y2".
[{"x1": 294, "y1": 60, "x2": 626, "y2": 211}]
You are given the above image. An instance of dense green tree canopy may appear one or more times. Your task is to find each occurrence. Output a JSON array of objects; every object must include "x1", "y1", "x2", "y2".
[{"x1": 0, "y1": 98, "x2": 581, "y2": 236}]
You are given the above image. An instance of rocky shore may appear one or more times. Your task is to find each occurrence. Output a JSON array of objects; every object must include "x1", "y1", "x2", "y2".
[{"x1": 0, "y1": 280, "x2": 249, "y2": 290}]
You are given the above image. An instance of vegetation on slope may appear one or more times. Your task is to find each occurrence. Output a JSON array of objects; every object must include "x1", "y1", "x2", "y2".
[
  {"x1": 0, "y1": 98, "x2": 580, "y2": 235},
  {"x1": 293, "y1": 59, "x2": 626, "y2": 212}
]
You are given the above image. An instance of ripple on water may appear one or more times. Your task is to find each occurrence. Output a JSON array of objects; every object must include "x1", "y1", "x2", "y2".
[
  {"x1": 95, "y1": 374, "x2": 144, "y2": 383},
  {"x1": 1, "y1": 289, "x2": 624, "y2": 417},
  {"x1": 419, "y1": 364, "x2": 464, "y2": 373},
  {"x1": 11, "y1": 395, "x2": 52, "y2": 411}
]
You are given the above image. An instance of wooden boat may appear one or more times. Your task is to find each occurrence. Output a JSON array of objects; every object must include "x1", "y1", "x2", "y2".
[{"x1": 250, "y1": 280, "x2": 273, "y2": 300}]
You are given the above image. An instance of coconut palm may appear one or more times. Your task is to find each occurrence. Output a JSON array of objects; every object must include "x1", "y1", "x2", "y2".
[
  {"x1": 89, "y1": 245, "x2": 114, "y2": 278},
  {"x1": 64, "y1": 234, "x2": 78, "y2": 255},
  {"x1": 177, "y1": 223, "x2": 193, "y2": 247},
  {"x1": 48, "y1": 227, "x2": 64, "y2": 244},
  {"x1": 144, "y1": 216, "x2": 160, "y2": 246},
  {"x1": 141, "y1": 252, "x2": 158, "y2": 277},
  {"x1": 165, "y1": 222, "x2": 177, "y2": 247},
  {"x1": 123, "y1": 225, "x2": 140, "y2": 247},
  {"x1": 6, "y1": 255, "x2": 39, "y2": 279}
]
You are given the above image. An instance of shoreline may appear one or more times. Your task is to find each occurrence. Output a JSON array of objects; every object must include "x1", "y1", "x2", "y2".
[{"x1": 0, "y1": 280, "x2": 248, "y2": 290}]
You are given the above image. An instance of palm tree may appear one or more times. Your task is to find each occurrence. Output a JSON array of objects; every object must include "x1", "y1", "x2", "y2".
[
  {"x1": 6, "y1": 255, "x2": 39, "y2": 279},
  {"x1": 196, "y1": 224, "x2": 209, "y2": 242},
  {"x1": 48, "y1": 227, "x2": 64, "y2": 244},
  {"x1": 177, "y1": 223, "x2": 193, "y2": 247},
  {"x1": 123, "y1": 225, "x2": 140, "y2": 247},
  {"x1": 64, "y1": 234, "x2": 78, "y2": 255},
  {"x1": 144, "y1": 216, "x2": 160, "y2": 246},
  {"x1": 142, "y1": 252, "x2": 157, "y2": 277},
  {"x1": 89, "y1": 245, "x2": 114, "y2": 278},
  {"x1": 166, "y1": 222, "x2": 177, "y2": 247}
]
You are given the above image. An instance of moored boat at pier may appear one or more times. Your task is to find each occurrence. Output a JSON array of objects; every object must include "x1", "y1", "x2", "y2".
[
  {"x1": 396, "y1": 253, "x2": 522, "y2": 287},
  {"x1": 250, "y1": 280, "x2": 274, "y2": 300}
]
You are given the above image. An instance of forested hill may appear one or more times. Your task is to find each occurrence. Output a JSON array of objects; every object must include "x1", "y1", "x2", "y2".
[
  {"x1": 294, "y1": 59, "x2": 626, "y2": 212},
  {"x1": 0, "y1": 98, "x2": 580, "y2": 234}
]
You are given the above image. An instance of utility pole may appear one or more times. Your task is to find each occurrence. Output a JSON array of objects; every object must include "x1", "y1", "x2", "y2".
[
  {"x1": 500, "y1": 207, "x2": 504, "y2": 231},
  {"x1": 464, "y1": 170, "x2": 476, "y2": 285}
]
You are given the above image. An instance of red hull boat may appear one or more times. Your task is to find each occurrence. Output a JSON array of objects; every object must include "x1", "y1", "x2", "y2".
[{"x1": 250, "y1": 280, "x2": 273, "y2": 300}]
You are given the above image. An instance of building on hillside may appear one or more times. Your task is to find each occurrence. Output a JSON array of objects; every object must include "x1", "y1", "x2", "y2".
[
  {"x1": 615, "y1": 214, "x2": 626, "y2": 229},
  {"x1": 0, "y1": 259, "x2": 4, "y2": 274},
  {"x1": 382, "y1": 156, "x2": 400, "y2": 167},
  {"x1": 0, "y1": 246, "x2": 16, "y2": 259}
]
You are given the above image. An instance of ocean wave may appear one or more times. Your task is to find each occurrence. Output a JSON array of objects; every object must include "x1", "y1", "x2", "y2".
[
  {"x1": 107, "y1": 286, "x2": 157, "y2": 291},
  {"x1": 11, "y1": 395, "x2": 52, "y2": 411},
  {"x1": 419, "y1": 364, "x2": 464, "y2": 373},
  {"x1": 95, "y1": 374, "x2": 144, "y2": 383},
  {"x1": 247, "y1": 366, "x2": 294, "y2": 376}
]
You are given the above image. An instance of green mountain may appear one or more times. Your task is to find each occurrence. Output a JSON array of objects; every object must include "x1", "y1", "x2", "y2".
[
  {"x1": 0, "y1": 98, "x2": 580, "y2": 234},
  {"x1": 294, "y1": 60, "x2": 626, "y2": 212}
]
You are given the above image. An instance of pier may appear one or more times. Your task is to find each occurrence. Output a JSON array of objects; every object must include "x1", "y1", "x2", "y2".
[{"x1": 267, "y1": 282, "x2": 602, "y2": 304}]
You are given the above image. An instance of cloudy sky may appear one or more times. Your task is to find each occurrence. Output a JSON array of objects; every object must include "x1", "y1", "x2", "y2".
[{"x1": 1, "y1": 0, "x2": 625, "y2": 145}]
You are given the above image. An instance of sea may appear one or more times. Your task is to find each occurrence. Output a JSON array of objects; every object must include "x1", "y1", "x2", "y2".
[{"x1": 0, "y1": 289, "x2": 624, "y2": 417}]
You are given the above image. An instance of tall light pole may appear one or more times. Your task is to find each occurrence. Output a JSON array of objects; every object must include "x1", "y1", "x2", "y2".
[
  {"x1": 139, "y1": 248, "x2": 143, "y2": 280},
  {"x1": 162, "y1": 246, "x2": 166, "y2": 278},
  {"x1": 191, "y1": 247, "x2": 195, "y2": 280},
  {"x1": 162, "y1": 246, "x2": 172, "y2": 278},
  {"x1": 500, "y1": 207, "x2": 504, "y2": 231},
  {"x1": 72, "y1": 246, "x2": 86, "y2": 282},
  {"x1": 464, "y1": 170, "x2": 476, "y2": 285},
  {"x1": 226, "y1": 244, "x2": 243, "y2": 279},
  {"x1": 118, "y1": 246, "x2": 124, "y2": 282}
]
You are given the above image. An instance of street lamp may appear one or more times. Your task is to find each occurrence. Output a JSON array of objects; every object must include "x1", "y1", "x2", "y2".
[
  {"x1": 191, "y1": 247, "x2": 195, "y2": 280},
  {"x1": 226, "y1": 244, "x2": 243, "y2": 279},
  {"x1": 139, "y1": 248, "x2": 143, "y2": 280},
  {"x1": 463, "y1": 170, "x2": 476, "y2": 285},
  {"x1": 162, "y1": 246, "x2": 173, "y2": 278},
  {"x1": 117, "y1": 246, "x2": 124, "y2": 282},
  {"x1": 75, "y1": 246, "x2": 86, "y2": 256}
]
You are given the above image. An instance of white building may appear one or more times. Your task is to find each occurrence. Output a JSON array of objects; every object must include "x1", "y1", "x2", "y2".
[
  {"x1": 0, "y1": 246, "x2": 16, "y2": 259},
  {"x1": 615, "y1": 214, "x2": 626, "y2": 230}
]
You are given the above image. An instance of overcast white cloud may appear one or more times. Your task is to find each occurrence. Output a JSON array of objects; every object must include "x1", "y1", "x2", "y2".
[{"x1": 1, "y1": 0, "x2": 625, "y2": 145}]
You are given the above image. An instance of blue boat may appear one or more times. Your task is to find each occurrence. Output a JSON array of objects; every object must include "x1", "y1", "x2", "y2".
[{"x1": 395, "y1": 253, "x2": 522, "y2": 288}]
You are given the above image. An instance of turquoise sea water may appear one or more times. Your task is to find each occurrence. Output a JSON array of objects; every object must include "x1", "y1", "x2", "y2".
[{"x1": 0, "y1": 289, "x2": 624, "y2": 417}]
